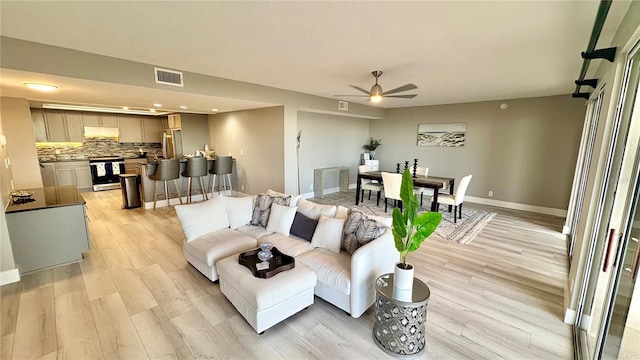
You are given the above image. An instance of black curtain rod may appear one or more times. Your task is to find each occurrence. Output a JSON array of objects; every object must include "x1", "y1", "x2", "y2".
[{"x1": 573, "y1": 0, "x2": 614, "y2": 99}]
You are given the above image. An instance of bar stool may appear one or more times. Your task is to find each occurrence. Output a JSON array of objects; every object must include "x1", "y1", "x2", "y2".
[
  {"x1": 182, "y1": 157, "x2": 208, "y2": 203},
  {"x1": 209, "y1": 156, "x2": 233, "y2": 195},
  {"x1": 149, "y1": 158, "x2": 183, "y2": 210}
]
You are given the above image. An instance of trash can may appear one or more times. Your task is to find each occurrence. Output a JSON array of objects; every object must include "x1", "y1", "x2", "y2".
[{"x1": 119, "y1": 174, "x2": 141, "y2": 209}]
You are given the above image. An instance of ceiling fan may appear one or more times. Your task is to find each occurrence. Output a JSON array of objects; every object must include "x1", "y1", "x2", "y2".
[{"x1": 336, "y1": 70, "x2": 418, "y2": 102}]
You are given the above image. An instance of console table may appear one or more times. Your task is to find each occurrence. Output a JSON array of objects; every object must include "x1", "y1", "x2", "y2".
[
  {"x1": 373, "y1": 273, "x2": 430, "y2": 358},
  {"x1": 313, "y1": 166, "x2": 349, "y2": 198}
]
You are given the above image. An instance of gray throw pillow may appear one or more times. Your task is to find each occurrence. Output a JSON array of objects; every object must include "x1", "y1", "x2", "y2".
[
  {"x1": 290, "y1": 211, "x2": 318, "y2": 241},
  {"x1": 342, "y1": 209, "x2": 388, "y2": 255},
  {"x1": 251, "y1": 194, "x2": 291, "y2": 227}
]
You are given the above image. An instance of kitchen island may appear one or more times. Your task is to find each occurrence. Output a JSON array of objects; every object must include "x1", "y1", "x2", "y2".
[
  {"x1": 5, "y1": 186, "x2": 90, "y2": 274},
  {"x1": 138, "y1": 158, "x2": 237, "y2": 208}
]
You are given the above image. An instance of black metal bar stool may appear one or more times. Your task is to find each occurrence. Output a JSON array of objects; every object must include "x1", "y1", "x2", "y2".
[
  {"x1": 149, "y1": 158, "x2": 183, "y2": 210},
  {"x1": 209, "y1": 156, "x2": 233, "y2": 194},
  {"x1": 182, "y1": 157, "x2": 208, "y2": 203}
]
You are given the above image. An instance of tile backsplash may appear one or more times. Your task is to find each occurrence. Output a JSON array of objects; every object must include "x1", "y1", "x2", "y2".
[{"x1": 37, "y1": 137, "x2": 162, "y2": 161}]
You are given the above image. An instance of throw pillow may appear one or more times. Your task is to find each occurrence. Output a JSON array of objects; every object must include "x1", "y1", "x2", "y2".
[
  {"x1": 342, "y1": 209, "x2": 388, "y2": 255},
  {"x1": 222, "y1": 196, "x2": 253, "y2": 229},
  {"x1": 290, "y1": 211, "x2": 319, "y2": 241},
  {"x1": 266, "y1": 204, "x2": 297, "y2": 236},
  {"x1": 266, "y1": 189, "x2": 302, "y2": 207},
  {"x1": 296, "y1": 197, "x2": 337, "y2": 220},
  {"x1": 250, "y1": 194, "x2": 291, "y2": 227},
  {"x1": 175, "y1": 195, "x2": 229, "y2": 242},
  {"x1": 311, "y1": 215, "x2": 346, "y2": 254}
]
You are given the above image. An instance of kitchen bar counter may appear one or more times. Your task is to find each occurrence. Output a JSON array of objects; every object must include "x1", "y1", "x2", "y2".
[
  {"x1": 5, "y1": 185, "x2": 90, "y2": 274},
  {"x1": 5, "y1": 185, "x2": 86, "y2": 213}
]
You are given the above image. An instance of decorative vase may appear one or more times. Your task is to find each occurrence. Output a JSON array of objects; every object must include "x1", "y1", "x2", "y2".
[
  {"x1": 369, "y1": 151, "x2": 376, "y2": 160},
  {"x1": 393, "y1": 262, "x2": 414, "y2": 301}
]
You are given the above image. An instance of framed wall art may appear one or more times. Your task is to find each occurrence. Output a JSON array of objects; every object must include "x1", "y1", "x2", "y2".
[{"x1": 417, "y1": 122, "x2": 466, "y2": 147}]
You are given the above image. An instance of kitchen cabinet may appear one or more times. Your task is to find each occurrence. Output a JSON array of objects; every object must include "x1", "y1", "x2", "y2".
[
  {"x1": 31, "y1": 109, "x2": 85, "y2": 142},
  {"x1": 82, "y1": 113, "x2": 118, "y2": 127},
  {"x1": 167, "y1": 114, "x2": 181, "y2": 129},
  {"x1": 54, "y1": 161, "x2": 92, "y2": 190},
  {"x1": 40, "y1": 163, "x2": 56, "y2": 187},
  {"x1": 118, "y1": 114, "x2": 143, "y2": 142},
  {"x1": 142, "y1": 117, "x2": 163, "y2": 142},
  {"x1": 118, "y1": 115, "x2": 163, "y2": 143}
]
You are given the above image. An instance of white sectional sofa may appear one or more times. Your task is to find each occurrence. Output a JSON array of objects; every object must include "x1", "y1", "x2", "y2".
[{"x1": 176, "y1": 190, "x2": 398, "y2": 319}]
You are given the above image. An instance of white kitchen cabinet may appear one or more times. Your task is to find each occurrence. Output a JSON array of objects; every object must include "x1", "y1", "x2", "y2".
[
  {"x1": 31, "y1": 109, "x2": 48, "y2": 142},
  {"x1": 118, "y1": 114, "x2": 143, "y2": 142},
  {"x1": 31, "y1": 110, "x2": 86, "y2": 142},
  {"x1": 142, "y1": 117, "x2": 163, "y2": 142},
  {"x1": 82, "y1": 112, "x2": 118, "y2": 127},
  {"x1": 65, "y1": 112, "x2": 84, "y2": 141},
  {"x1": 45, "y1": 111, "x2": 67, "y2": 142},
  {"x1": 40, "y1": 163, "x2": 56, "y2": 187},
  {"x1": 54, "y1": 161, "x2": 92, "y2": 190}
]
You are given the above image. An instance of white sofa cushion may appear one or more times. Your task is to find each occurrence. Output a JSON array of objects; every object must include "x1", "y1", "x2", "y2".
[
  {"x1": 183, "y1": 228, "x2": 257, "y2": 267},
  {"x1": 222, "y1": 196, "x2": 254, "y2": 229},
  {"x1": 311, "y1": 215, "x2": 345, "y2": 254},
  {"x1": 236, "y1": 225, "x2": 273, "y2": 239},
  {"x1": 266, "y1": 204, "x2": 297, "y2": 236},
  {"x1": 260, "y1": 233, "x2": 315, "y2": 257},
  {"x1": 175, "y1": 195, "x2": 229, "y2": 242},
  {"x1": 296, "y1": 197, "x2": 337, "y2": 220},
  {"x1": 296, "y1": 248, "x2": 351, "y2": 295}
]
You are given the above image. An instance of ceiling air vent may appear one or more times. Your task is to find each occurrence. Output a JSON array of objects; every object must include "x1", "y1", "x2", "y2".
[
  {"x1": 338, "y1": 100, "x2": 349, "y2": 111},
  {"x1": 154, "y1": 67, "x2": 184, "y2": 87}
]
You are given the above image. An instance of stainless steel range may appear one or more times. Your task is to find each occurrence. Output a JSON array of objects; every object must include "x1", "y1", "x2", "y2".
[{"x1": 89, "y1": 156, "x2": 125, "y2": 191}]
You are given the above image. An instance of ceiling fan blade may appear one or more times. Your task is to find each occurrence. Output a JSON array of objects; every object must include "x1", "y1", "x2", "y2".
[
  {"x1": 383, "y1": 84, "x2": 418, "y2": 95},
  {"x1": 349, "y1": 85, "x2": 371, "y2": 95},
  {"x1": 385, "y1": 94, "x2": 417, "y2": 99},
  {"x1": 333, "y1": 94, "x2": 369, "y2": 97}
]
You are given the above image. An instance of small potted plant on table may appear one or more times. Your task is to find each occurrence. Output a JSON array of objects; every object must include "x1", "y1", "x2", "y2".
[
  {"x1": 391, "y1": 169, "x2": 442, "y2": 298},
  {"x1": 363, "y1": 137, "x2": 382, "y2": 160}
]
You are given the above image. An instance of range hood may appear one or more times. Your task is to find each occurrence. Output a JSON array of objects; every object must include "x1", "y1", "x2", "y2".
[{"x1": 84, "y1": 126, "x2": 120, "y2": 138}]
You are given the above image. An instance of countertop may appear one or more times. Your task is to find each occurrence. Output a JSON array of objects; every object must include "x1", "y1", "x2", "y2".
[{"x1": 5, "y1": 186, "x2": 86, "y2": 213}]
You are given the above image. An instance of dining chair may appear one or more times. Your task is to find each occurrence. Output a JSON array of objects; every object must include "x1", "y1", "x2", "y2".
[
  {"x1": 381, "y1": 172, "x2": 403, "y2": 212},
  {"x1": 358, "y1": 165, "x2": 384, "y2": 206},
  {"x1": 432, "y1": 174, "x2": 472, "y2": 223},
  {"x1": 412, "y1": 166, "x2": 432, "y2": 206}
]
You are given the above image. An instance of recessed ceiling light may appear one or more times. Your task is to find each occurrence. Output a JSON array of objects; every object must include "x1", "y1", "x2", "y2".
[
  {"x1": 211, "y1": 108, "x2": 219, "y2": 112},
  {"x1": 24, "y1": 82, "x2": 59, "y2": 92},
  {"x1": 153, "y1": 103, "x2": 162, "y2": 107},
  {"x1": 179, "y1": 105, "x2": 188, "y2": 109}
]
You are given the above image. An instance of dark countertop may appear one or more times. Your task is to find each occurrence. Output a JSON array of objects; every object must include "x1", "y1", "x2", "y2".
[
  {"x1": 5, "y1": 186, "x2": 86, "y2": 213},
  {"x1": 39, "y1": 158, "x2": 90, "y2": 163}
]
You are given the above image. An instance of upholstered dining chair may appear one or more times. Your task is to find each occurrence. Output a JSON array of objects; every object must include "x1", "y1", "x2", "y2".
[
  {"x1": 381, "y1": 172, "x2": 403, "y2": 212},
  {"x1": 432, "y1": 174, "x2": 472, "y2": 223},
  {"x1": 412, "y1": 166, "x2": 432, "y2": 206},
  {"x1": 358, "y1": 165, "x2": 384, "y2": 206}
]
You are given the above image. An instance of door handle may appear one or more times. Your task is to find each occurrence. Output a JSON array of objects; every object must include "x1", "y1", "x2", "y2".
[{"x1": 603, "y1": 228, "x2": 616, "y2": 272}]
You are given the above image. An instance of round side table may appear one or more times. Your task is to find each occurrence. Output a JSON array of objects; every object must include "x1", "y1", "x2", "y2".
[{"x1": 373, "y1": 273, "x2": 430, "y2": 358}]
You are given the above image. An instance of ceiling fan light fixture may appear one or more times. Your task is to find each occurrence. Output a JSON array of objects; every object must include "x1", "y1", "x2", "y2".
[
  {"x1": 369, "y1": 94, "x2": 383, "y2": 102},
  {"x1": 370, "y1": 84, "x2": 383, "y2": 102}
]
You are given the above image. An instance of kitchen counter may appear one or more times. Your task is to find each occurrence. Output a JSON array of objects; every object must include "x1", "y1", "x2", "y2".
[
  {"x1": 5, "y1": 186, "x2": 86, "y2": 213},
  {"x1": 39, "y1": 158, "x2": 89, "y2": 163}
]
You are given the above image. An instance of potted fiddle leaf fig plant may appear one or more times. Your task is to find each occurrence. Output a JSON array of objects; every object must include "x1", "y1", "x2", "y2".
[
  {"x1": 391, "y1": 169, "x2": 442, "y2": 294},
  {"x1": 362, "y1": 137, "x2": 382, "y2": 159}
]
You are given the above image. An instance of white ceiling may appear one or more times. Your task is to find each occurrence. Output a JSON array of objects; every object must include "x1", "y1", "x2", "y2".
[{"x1": 0, "y1": 1, "x2": 633, "y2": 113}]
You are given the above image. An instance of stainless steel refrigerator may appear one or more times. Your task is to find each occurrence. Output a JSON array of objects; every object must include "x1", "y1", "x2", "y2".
[{"x1": 162, "y1": 129, "x2": 183, "y2": 159}]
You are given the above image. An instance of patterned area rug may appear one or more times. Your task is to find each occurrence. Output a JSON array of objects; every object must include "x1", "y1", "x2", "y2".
[{"x1": 311, "y1": 190, "x2": 496, "y2": 244}]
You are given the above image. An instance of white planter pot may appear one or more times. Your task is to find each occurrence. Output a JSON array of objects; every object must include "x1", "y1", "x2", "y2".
[{"x1": 394, "y1": 262, "x2": 414, "y2": 298}]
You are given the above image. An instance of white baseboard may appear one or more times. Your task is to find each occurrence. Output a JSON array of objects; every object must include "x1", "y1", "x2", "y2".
[
  {"x1": 465, "y1": 196, "x2": 567, "y2": 217},
  {"x1": 0, "y1": 268, "x2": 20, "y2": 286},
  {"x1": 564, "y1": 308, "x2": 577, "y2": 325}
]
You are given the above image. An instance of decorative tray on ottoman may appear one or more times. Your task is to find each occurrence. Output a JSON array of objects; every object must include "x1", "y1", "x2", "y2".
[{"x1": 238, "y1": 247, "x2": 295, "y2": 278}]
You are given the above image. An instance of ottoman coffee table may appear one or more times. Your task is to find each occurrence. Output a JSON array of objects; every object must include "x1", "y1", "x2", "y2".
[{"x1": 217, "y1": 249, "x2": 317, "y2": 334}]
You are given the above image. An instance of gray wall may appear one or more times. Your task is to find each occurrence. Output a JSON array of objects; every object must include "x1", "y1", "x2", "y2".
[
  {"x1": 297, "y1": 111, "x2": 370, "y2": 194},
  {"x1": 209, "y1": 106, "x2": 285, "y2": 194},
  {"x1": 370, "y1": 95, "x2": 586, "y2": 210}
]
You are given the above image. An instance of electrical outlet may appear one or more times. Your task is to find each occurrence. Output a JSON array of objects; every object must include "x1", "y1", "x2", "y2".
[{"x1": 488, "y1": 190, "x2": 494, "y2": 197}]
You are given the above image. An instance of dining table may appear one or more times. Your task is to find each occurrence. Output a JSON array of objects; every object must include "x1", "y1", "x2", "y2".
[{"x1": 356, "y1": 171, "x2": 455, "y2": 211}]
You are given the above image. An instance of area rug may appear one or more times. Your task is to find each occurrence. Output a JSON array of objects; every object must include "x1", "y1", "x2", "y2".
[{"x1": 310, "y1": 191, "x2": 496, "y2": 244}]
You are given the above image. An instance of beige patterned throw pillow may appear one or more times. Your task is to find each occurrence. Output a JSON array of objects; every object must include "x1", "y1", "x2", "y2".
[
  {"x1": 341, "y1": 209, "x2": 388, "y2": 255},
  {"x1": 250, "y1": 194, "x2": 291, "y2": 227}
]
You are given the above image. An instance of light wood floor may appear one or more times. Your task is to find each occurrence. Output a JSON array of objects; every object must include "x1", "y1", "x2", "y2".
[{"x1": 1, "y1": 190, "x2": 573, "y2": 359}]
